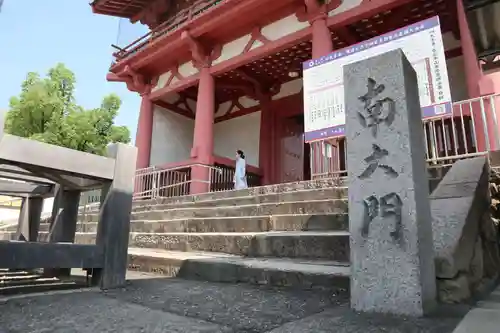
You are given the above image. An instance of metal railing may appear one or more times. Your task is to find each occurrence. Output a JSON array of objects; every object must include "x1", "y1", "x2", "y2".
[
  {"x1": 113, "y1": 0, "x2": 225, "y2": 62},
  {"x1": 210, "y1": 163, "x2": 262, "y2": 192},
  {"x1": 310, "y1": 93, "x2": 500, "y2": 179},
  {"x1": 134, "y1": 165, "x2": 192, "y2": 200},
  {"x1": 131, "y1": 162, "x2": 262, "y2": 200}
]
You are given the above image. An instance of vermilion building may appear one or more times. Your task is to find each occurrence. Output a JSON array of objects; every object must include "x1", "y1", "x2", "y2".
[{"x1": 90, "y1": 0, "x2": 500, "y2": 195}]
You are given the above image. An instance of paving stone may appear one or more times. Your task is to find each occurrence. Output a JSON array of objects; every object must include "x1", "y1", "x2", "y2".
[{"x1": 0, "y1": 289, "x2": 231, "y2": 333}]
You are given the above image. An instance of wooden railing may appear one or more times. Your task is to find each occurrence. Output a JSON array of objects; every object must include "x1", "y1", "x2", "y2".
[{"x1": 113, "y1": 0, "x2": 225, "y2": 62}]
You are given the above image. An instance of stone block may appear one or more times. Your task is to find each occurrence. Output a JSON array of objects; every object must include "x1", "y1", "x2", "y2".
[
  {"x1": 430, "y1": 157, "x2": 489, "y2": 278},
  {"x1": 437, "y1": 274, "x2": 471, "y2": 304},
  {"x1": 344, "y1": 49, "x2": 436, "y2": 316},
  {"x1": 469, "y1": 236, "x2": 484, "y2": 287}
]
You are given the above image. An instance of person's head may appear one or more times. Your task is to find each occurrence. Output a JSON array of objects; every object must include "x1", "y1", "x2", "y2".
[{"x1": 236, "y1": 149, "x2": 245, "y2": 160}]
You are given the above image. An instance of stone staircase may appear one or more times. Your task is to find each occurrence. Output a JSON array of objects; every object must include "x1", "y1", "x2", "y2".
[{"x1": 0, "y1": 179, "x2": 352, "y2": 290}]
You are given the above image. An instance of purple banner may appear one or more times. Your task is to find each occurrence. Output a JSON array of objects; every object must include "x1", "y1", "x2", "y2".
[
  {"x1": 304, "y1": 102, "x2": 452, "y2": 142},
  {"x1": 303, "y1": 16, "x2": 440, "y2": 70}
]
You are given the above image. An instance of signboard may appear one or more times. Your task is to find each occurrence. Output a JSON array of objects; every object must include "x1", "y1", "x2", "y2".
[{"x1": 303, "y1": 16, "x2": 452, "y2": 142}]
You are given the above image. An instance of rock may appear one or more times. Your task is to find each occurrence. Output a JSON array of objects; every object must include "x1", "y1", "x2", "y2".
[
  {"x1": 481, "y1": 213, "x2": 499, "y2": 242},
  {"x1": 469, "y1": 237, "x2": 484, "y2": 287},
  {"x1": 489, "y1": 169, "x2": 500, "y2": 183},
  {"x1": 490, "y1": 183, "x2": 499, "y2": 197},
  {"x1": 479, "y1": 212, "x2": 500, "y2": 279},
  {"x1": 438, "y1": 274, "x2": 471, "y2": 304}
]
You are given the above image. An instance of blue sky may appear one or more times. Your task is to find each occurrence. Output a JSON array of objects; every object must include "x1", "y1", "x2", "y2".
[{"x1": 0, "y1": 0, "x2": 148, "y2": 142}]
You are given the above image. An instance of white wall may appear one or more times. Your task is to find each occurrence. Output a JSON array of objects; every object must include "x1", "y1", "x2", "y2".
[
  {"x1": 446, "y1": 56, "x2": 468, "y2": 102},
  {"x1": 150, "y1": 106, "x2": 194, "y2": 166},
  {"x1": 214, "y1": 111, "x2": 261, "y2": 166}
]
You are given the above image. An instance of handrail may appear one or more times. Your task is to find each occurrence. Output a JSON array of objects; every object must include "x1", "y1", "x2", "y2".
[{"x1": 113, "y1": 0, "x2": 225, "y2": 62}]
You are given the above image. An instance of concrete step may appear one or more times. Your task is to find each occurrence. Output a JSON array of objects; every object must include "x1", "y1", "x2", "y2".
[
  {"x1": 125, "y1": 231, "x2": 350, "y2": 260},
  {"x1": 81, "y1": 199, "x2": 348, "y2": 222},
  {"x1": 133, "y1": 187, "x2": 348, "y2": 212},
  {"x1": 0, "y1": 230, "x2": 350, "y2": 261},
  {"x1": 0, "y1": 269, "x2": 86, "y2": 295},
  {"x1": 132, "y1": 178, "x2": 343, "y2": 208},
  {"x1": 128, "y1": 199, "x2": 348, "y2": 221},
  {"x1": 10, "y1": 213, "x2": 349, "y2": 235},
  {"x1": 127, "y1": 247, "x2": 350, "y2": 290},
  {"x1": 476, "y1": 300, "x2": 500, "y2": 309},
  {"x1": 451, "y1": 308, "x2": 500, "y2": 333}
]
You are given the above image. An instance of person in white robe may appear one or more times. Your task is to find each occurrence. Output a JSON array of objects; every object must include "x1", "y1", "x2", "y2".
[{"x1": 234, "y1": 149, "x2": 248, "y2": 190}]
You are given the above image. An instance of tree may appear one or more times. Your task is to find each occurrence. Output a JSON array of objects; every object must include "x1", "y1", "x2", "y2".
[{"x1": 5, "y1": 63, "x2": 131, "y2": 155}]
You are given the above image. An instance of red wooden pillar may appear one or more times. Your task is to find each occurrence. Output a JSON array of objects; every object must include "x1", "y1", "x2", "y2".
[
  {"x1": 456, "y1": 0, "x2": 492, "y2": 152},
  {"x1": 135, "y1": 93, "x2": 154, "y2": 170},
  {"x1": 191, "y1": 66, "x2": 215, "y2": 194},
  {"x1": 303, "y1": 0, "x2": 333, "y2": 59},
  {"x1": 311, "y1": 14, "x2": 333, "y2": 59},
  {"x1": 259, "y1": 96, "x2": 274, "y2": 185}
]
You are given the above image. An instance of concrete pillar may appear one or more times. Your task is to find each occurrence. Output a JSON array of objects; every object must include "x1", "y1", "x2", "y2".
[
  {"x1": 15, "y1": 197, "x2": 43, "y2": 242},
  {"x1": 311, "y1": 14, "x2": 333, "y2": 59},
  {"x1": 93, "y1": 143, "x2": 137, "y2": 289},
  {"x1": 45, "y1": 188, "x2": 81, "y2": 277},
  {"x1": 191, "y1": 66, "x2": 215, "y2": 194},
  {"x1": 135, "y1": 93, "x2": 154, "y2": 169}
]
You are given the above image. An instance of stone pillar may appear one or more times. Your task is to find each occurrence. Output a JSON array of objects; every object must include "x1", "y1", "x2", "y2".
[
  {"x1": 311, "y1": 14, "x2": 333, "y2": 59},
  {"x1": 93, "y1": 143, "x2": 137, "y2": 289},
  {"x1": 191, "y1": 66, "x2": 215, "y2": 194},
  {"x1": 135, "y1": 93, "x2": 154, "y2": 170},
  {"x1": 345, "y1": 49, "x2": 436, "y2": 316},
  {"x1": 45, "y1": 188, "x2": 82, "y2": 277},
  {"x1": 15, "y1": 196, "x2": 43, "y2": 242}
]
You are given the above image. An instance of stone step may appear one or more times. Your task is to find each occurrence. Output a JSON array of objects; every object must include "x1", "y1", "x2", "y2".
[
  {"x1": 12, "y1": 213, "x2": 349, "y2": 235},
  {"x1": 133, "y1": 187, "x2": 348, "y2": 212},
  {"x1": 81, "y1": 199, "x2": 348, "y2": 222},
  {"x1": 128, "y1": 199, "x2": 348, "y2": 221},
  {"x1": 127, "y1": 247, "x2": 350, "y2": 290},
  {"x1": 0, "y1": 280, "x2": 83, "y2": 295},
  {"x1": 132, "y1": 178, "x2": 343, "y2": 208},
  {"x1": 0, "y1": 269, "x2": 85, "y2": 295},
  {"x1": 126, "y1": 231, "x2": 350, "y2": 260},
  {"x1": 476, "y1": 300, "x2": 500, "y2": 310},
  {"x1": 0, "y1": 230, "x2": 350, "y2": 261}
]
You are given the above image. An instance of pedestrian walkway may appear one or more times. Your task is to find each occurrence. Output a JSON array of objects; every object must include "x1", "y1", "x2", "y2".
[
  {"x1": 452, "y1": 285, "x2": 500, "y2": 333},
  {"x1": 0, "y1": 271, "x2": 461, "y2": 332}
]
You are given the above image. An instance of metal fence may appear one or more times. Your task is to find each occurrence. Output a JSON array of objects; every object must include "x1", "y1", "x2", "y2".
[{"x1": 310, "y1": 93, "x2": 500, "y2": 179}]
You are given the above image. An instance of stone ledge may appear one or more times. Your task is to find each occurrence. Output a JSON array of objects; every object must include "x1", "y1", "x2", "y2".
[
  {"x1": 132, "y1": 178, "x2": 344, "y2": 207},
  {"x1": 133, "y1": 187, "x2": 348, "y2": 212},
  {"x1": 431, "y1": 157, "x2": 489, "y2": 279},
  {"x1": 127, "y1": 247, "x2": 350, "y2": 290},
  {"x1": 78, "y1": 199, "x2": 349, "y2": 222}
]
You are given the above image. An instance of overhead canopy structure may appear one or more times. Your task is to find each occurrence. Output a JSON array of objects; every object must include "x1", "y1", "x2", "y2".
[{"x1": 90, "y1": 0, "x2": 152, "y2": 18}]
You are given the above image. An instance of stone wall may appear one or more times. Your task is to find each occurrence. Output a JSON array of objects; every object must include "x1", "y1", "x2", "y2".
[{"x1": 433, "y1": 158, "x2": 500, "y2": 303}]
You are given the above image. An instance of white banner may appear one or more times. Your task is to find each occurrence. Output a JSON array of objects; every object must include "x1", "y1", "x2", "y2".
[{"x1": 303, "y1": 16, "x2": 452, "y2": 142}]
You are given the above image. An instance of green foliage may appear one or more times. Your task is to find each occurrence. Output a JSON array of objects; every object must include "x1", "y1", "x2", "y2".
[{"x1": 5, "y1": 63, "x2": 131, "y2": 155}]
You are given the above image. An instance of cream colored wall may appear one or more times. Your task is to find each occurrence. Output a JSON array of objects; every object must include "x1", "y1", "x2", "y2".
[
  {"x1": 150, "y1": 105, "x2": 194, "y2": 166},
  {"x1": 214, "y1": 112, "x2": 261, "y2": 166}
]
